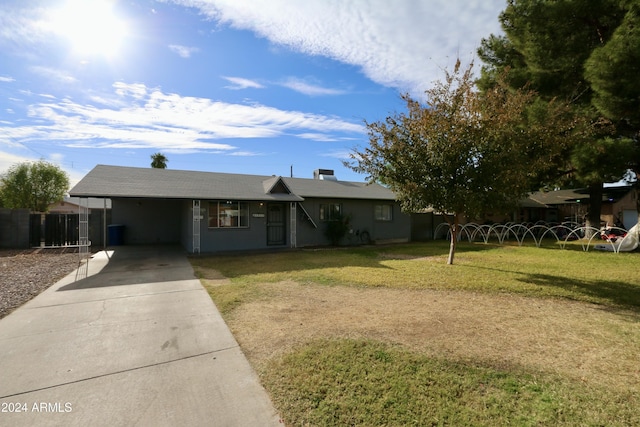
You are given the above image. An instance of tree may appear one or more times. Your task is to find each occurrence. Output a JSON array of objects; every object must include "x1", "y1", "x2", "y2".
[
  {"x1": 584, "y1": 3, "x2": 640, "y2": 224},
  {"x1": 346, "y1": 62, "x2": 582, "y2": 264},
  {"x1": 151, "y1": 153, "x2": 168, "y2": 169},
  {"x1": 585, "y1": 4, "x2": 640, "y2": 131},
  {"x1": 477, "y1": 0, "x2": 637, "y2": 232},
  {"x1": 0, "y1": 161, "x2": 70, "y2": 212}
]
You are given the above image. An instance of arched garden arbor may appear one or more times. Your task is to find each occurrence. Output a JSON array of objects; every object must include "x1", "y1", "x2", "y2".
[{"x1": 434, "y1": 221, "x2": 634, "y2": 253}]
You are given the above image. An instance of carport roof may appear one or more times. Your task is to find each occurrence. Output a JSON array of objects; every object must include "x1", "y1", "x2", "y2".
[{"x1": 69, "y1": 165, "x2": 397, "y2": 201}]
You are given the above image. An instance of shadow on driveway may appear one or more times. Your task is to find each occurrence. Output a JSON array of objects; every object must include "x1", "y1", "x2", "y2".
[{"x1": 58, "y1": 244, "x2": 194, "y2": 291}]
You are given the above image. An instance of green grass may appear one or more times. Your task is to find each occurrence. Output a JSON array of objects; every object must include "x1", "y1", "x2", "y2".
[
  {"x1": 189, "y1": 242, "x2": 640, "y2": 426},
  {"x1": 190, "y1": 241, "x2": 640, "y2": 312},
  {"x1": 263, "y1": 339, "x2": 638, "y2": 427}
]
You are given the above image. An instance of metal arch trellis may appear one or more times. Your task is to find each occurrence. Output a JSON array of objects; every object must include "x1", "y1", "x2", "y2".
[{"x1": 433, "y1": 221, "x2": 636, "y2": 253}]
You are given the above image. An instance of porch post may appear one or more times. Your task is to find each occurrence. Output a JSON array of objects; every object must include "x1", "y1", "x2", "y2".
[
  {"x1": 192, "y1": 200, "x2": 201, "y2": 254},
  {"x1": 290, "y1": 202, "x2": 297, "y2": 248}
]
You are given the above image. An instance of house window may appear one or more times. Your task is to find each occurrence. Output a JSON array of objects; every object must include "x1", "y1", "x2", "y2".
[
  {"x1": 208, "y1": 201, "x2": 249, "y2": 228},
  {"x1": 319, "y1": 203, "x2": 342, "y2": 221},
  {"x1": 375, "y1": 204, "x2": 393, "y2": 221}
]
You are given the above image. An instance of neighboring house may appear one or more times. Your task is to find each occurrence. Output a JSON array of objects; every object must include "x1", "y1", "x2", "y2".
[
  {"x1": 602, "y1": 186, "x2": 639, "y2": 229},
  {"x1": 69, "y1": 165, "x2": 411, "y2": 253},
  {"x1": 48, "y1": 197, "x2": 112, "y2": 214},
  {"x1": 472, "y1": 186, "x2": 638, "y2": 229},
  {"x1": 528, "y1": 185, "x2": 639, "y2": 229}
]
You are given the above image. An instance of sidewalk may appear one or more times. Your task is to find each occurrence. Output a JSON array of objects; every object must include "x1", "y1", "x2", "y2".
[{"x1": 0, "y1": 246, "x2": 281, "y2": 426}]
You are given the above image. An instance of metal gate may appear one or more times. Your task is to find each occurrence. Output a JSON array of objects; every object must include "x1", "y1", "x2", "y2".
[
  {"x1": 267, "y1": 203, "x2": 286, "y2": 246},
  {"x1": 29, "y1": 214, "x2": 80, "y2": 247}
]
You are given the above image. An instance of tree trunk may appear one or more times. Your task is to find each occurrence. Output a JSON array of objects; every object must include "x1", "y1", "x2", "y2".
[
  {"x1": 586, "y1": 182, "x2": 603, "y2": 237},
  {"x1": 636, "y1": 184, "x2": 640, "y2": 232},
  {"x1": 447, "y1": 214, "x2": 458, "y2": 265}
]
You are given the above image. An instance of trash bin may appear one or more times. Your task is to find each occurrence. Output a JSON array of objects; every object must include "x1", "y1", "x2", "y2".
[{"x1": 108, "y1": 224, "x2": 125, "y2": 246}]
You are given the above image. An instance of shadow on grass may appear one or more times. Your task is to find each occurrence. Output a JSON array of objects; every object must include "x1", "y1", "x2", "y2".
[
  {"x1": 517, "y1": 272, "x2": 640, "y2": 312},
  {"x1": 189, "y1": 241, "x2": 501, "y2": 279},
  {"x1": 466, "y1": 261, "x2": 640, "y2": 310},
  {"x1": 190, "y1": 248, "x2": 393, "y2": 280}
]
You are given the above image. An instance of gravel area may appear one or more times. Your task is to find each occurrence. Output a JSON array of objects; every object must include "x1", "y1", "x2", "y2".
[{"x1": 0, "y1": 248, "x2": 81, "y2": 319}]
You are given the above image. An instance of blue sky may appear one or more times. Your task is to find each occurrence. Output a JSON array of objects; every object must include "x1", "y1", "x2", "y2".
[{"x1": 1, "y1": 0, "x2": 505, "y2": 186}]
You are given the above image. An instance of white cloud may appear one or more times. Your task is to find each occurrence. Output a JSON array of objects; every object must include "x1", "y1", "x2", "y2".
[
  {"x1": 47, "y1": 152, "x2": 66, "y2": 165},
  {"x1": 29, "y1": 66, "x2": 77, "y2": 84},
  {"x1": 228, "y1": 150, "x2": 263, "y2": 156},
  {"x1": 168, "y1": 44, "x2": 200, "y2": 58},
  {"x1": 171, "y1": 0, "x2": 504, "y2": 95},
  {"x1": 0, "y1": 151, "x2": 34, "y2": 173},
  {"x1": 296, "y1": 133, "x2": 339, "y2": 142},
  {"x1": 0, "y1": 5, "x2": 50, "y2": 49},
  {"x1": 320, "y1": 149, "x2": 353, "y2": 160},
  {"x1": 2, "y1": 82, "x2": 364, "y2": 153},
  {"x1": 222, "y1": 76, "x2": 265, "y2": 90},
  {"x1": 0, "y1": 76, "x2": 15, "y2": 82},
  {"x1": 0, "y1": 151, "x2": 85, "y2": 187},
  {"x1": 113, "y1": 82, "x2": 148, "y2": 100},
  {"x1": 280, "y1": 77, "x2": 346, "y2": 96}
]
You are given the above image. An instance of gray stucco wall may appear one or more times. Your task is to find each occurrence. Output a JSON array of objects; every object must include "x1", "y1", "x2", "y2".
[
  {"x1": 197, "y1": 201, "x2": 289, "y2": 253},
  {"x1": 111, "y1": 198, "x2": 183, "y2": 245},
  {"x1": 0, "y1": 208, "x2": 30, "y2": 248},
  {"x1": 296, "y1": 198, "x2": 410, "y2": 247},
  {"x1": 180, "y1": 200, "x2": 193, "y2": 252},
  {"x1": 411, "y1": 212, "x2": 438, "y2": 241},
  {"x1": 110, "y1": 197, "x2": 410, "y2": 253},
  {"x1": 88, "y1": 210, "x2": 111, "y2": 248}
]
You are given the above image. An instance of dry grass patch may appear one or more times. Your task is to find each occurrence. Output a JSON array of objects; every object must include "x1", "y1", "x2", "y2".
[
  {"x1": 217, "y1": 281, "x2": 639, "y2": 393},
  {"x1": 190, "y1": 242, "x2": 640, "y2": 425}
]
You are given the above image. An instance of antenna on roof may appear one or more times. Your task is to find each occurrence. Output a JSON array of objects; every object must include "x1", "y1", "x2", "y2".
[{"x1": 290, "y1": 165, "x2": 293, "y2": 178}]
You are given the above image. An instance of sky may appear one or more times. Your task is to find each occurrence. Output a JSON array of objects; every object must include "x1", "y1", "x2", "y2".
[{"x1": 0, "y1": 0, "x2": 506, "y2": 186}]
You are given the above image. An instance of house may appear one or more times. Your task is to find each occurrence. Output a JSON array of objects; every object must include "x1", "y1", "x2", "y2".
[
  {"x1": 69, "y1": 165, "x2": 411, "y2": 253},
  {"x1": 413, "y1": 186, "x2": 639, "y2": 239},
  {"x1": 528, "y1": 186, "x2": 638, "y2": 229},
  {"x1": 474, "y1": 186, "x2": 639, "y2": 228}
]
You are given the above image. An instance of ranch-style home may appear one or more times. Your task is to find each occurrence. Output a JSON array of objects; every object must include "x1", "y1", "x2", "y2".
[{"x1": 69, "y1": 165, "x2": 411, "y2": 253}]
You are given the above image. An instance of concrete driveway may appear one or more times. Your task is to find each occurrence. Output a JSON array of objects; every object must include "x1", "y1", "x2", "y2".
[{"x1": 0, "y1": 246, "x2": 281, "y2": 427}]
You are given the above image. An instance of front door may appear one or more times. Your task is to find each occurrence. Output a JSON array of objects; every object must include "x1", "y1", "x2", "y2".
[{"x1": 267, "y1": 203, "x2": 286, "y2": 245}]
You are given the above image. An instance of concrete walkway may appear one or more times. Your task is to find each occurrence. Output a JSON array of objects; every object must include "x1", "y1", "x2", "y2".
[{"x1": 0, "y1": 246, "x2": 281, "y2": 427}]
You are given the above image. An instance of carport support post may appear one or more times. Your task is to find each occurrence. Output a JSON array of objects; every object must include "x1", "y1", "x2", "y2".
[{"x1": 103, "y1": 198, "x2": 107, "y2": 249}]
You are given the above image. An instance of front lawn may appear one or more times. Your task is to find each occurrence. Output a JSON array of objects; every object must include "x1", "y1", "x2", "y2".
[
  {"x1": 192, "y1": 241, "x2": 640, "y2": 310},
  {"x1": 190, "y1": 241, "x2": 640, "y2": 426}
]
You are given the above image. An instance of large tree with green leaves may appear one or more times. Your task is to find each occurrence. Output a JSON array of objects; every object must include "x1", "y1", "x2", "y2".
[
  {"x1": 346, "y1": 62, "x2": 585, "y2": 264},
  {"x1": 478, "y1": 0, "x2": 639, "y2": 231},
  {"x1": 0, "y1": 161, "x2": 70, "y2": 212}
]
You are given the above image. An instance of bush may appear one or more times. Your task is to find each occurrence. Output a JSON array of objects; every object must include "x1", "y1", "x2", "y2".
[{"x1": 324, "y1": 213, "x2": 351, "y2": 246}]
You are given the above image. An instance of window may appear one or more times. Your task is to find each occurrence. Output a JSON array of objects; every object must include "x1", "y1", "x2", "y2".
[
  {"x1": 375, "y1": 204, "x2": 393, "y2": 221},
  {"x1": 319, "y1": 203, "x2": 342, "y2": 221},
  {"x1": 208, "y1": 201, "x2": 249, "y2": 228}
]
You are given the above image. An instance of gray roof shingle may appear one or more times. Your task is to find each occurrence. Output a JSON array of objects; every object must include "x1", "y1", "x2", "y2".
[{"x1": 69, "y1": 165, "x2": 396, "y2": 201}]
